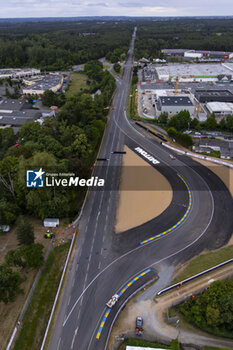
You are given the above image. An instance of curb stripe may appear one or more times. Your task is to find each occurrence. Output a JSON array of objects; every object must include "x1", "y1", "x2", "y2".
[
  {"x1": 140, "y1": 173, "x2": 192, "y2": 245},
  {"x1": 96, "y1": 269, "x2": 151, "y2": 340}
]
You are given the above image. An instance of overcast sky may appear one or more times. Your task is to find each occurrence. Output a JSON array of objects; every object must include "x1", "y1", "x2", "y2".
[{"x1": 0, "y1": 0, "x2": 233, "y2": 18}]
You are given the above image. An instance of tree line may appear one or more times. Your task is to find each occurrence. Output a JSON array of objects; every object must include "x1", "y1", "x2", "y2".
[
  {"x1": 0, "y1": 20, "x2": 132, "y2": 70},
  {"x1": 134, "y1": 18, "x2": 233, "y2": 60}
]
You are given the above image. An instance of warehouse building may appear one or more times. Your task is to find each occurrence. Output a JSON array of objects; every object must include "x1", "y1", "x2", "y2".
[
  {"x1": 206, "y1": 102, "x2": 233, "y2": 116},
  {"x1": 0, "y1": 98, "x2": 41, "y2": 129},
  {"x1": 162, "y1": 49, "x2": 233, "y2": 60},
  {"x1": 155, "y1": 63, "x2": 233, "y2": 83},
  {"x1": 195, "y1": 89, "x2": 233, "y2": 103},
  {"x1": 22, "y1": 73, "x2": 63, "y2": 96},
  {"x1": 0, "y1": 68, "x2": 40, "y2": 79},
  {"x1": 155, "y1": 96, "x2": 195, "y2": 116}
]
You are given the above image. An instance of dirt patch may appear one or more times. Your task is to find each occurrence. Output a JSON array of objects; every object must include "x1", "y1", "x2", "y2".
[
  {"x1": 193, "y1": 158, "x2": 233, "y2": 197},
  {"x1": 0, "y1": 218, "x2": 69, "y2": 348},
  {"x1": 115, "y1": 146, "x2": 172, "y2": 233}
]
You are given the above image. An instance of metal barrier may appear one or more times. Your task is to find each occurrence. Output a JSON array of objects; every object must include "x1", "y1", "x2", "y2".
[{"x1": 157, "y1": 258, "x2": 233, "y2": 296}]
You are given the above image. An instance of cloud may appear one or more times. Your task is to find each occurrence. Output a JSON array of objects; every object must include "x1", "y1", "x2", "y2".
[
  {"x1": 87, "y1": 2, "x2": 108, "y2": 6},
  {"x1": 0, "y1": 0, "x2": 232, "y2": 17}
]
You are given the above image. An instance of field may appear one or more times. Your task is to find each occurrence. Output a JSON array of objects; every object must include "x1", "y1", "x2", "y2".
[
  {"x1": 66, "y1": 72, "x2": 88, "y2": 97},
  {"x1": 173, "y1": 236, "x2": 233, "y2": 284}
]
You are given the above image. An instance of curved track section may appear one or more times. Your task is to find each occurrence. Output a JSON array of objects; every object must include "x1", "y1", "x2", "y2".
[{"x1": 48, "y1": 28, "x2": 233, "y2": 350}]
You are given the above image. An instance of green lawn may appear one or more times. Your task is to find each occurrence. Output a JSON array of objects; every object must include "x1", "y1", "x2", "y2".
[
  {"x1": 13, "y1": 243, "x2": 70, "y2": 350},
  {"x1": 173, "y1": 244, "x2": 233, "y2": 284},
  {"x1": 66, "y1": 72, "x2": 88, "y2": 97}
]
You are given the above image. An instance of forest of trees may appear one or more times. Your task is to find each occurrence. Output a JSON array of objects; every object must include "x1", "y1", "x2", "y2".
[
  {"x1": 134, "y1": 18, "x2": 233, "y2": 59},
  {"x1": 0, "y1": 61, "x2": 115, "y2": 225},
  {"x1": 181, "y1": 279, "x2": 233, "y2": 338},
  {"x1": 0, "y1": 20, "x2": 132, "y2": 70}
]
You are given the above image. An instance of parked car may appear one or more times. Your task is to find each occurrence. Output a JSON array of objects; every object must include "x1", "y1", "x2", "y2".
[{"x1": 136, "y1": 316, "x2": 143, "y2": 336}]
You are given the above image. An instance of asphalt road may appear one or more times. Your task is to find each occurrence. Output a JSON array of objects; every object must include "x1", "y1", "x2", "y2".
[{"x1": 48, "y1": 27, "x2": 233, "y2": 350}]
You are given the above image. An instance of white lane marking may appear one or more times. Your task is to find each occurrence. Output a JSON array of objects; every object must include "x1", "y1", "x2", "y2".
[
  {"x1": 98, "y1": 261, "x2": 101, "y2": 270},
  {"x1": 71, "y1": 327, "x2": 79, "y2": 349},
  {"x1": 68, "y1": 295, "x2": 71, "y2": 306},
  {"x1": 57, "y1": 337, "x2": 61, "y2": 350}
]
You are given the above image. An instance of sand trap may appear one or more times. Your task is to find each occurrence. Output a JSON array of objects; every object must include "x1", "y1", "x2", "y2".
[
  {"x1": 115, "y1": 146, "x2": 172, "y2": 233},
  {"x1": 193, "y1": 158, "x2": 233, "y2": 197}
]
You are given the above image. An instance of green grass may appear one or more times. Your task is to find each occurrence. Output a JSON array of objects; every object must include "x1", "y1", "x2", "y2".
[
  {"x1": 66, "y1": 72, "x2": 88, "y2": 97},
  {"x1": 118, "y1": 338, "x2": 171, "y2": 350},
  {"x1": 173, "y1": 244, "x2": 233, "y2": 284},
  {"x1": 13, "y1": 243, "x2": 70, "y2": 350}
]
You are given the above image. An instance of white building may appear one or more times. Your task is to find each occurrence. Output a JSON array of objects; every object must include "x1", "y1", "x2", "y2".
[
  {"x1": 184, "y1": 51, "x2": 203, "y2": 59},
  {"x1": 0, "y1": 68, "x2": 40, "y2": 79},
  {"x1": 206, "y1": 102, "x2": 233, "y2": 116}
]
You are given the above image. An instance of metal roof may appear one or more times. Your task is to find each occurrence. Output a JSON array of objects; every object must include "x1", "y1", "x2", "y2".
[{"x1": 159, "y1": 96, "x2": 193, "y2": 106}]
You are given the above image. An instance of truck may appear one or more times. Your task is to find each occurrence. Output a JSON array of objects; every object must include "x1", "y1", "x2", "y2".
[{"x1": 106, "y1": 294, "x2": 119, "y2": 308}]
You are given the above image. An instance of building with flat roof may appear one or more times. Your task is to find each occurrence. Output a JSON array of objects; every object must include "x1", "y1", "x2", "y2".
[
  {"x1": 155, "y1": 96, "x2": 195, "y2": 116},
  {"x1": 0, "y1": 68, "x2": 40, "y2": 79},
  {"x1": 156, "y1": 63, "x2": 233, "y2": 83},
  {"x1": 206, "y1": 102, "x2": 233, "y2": 116},
  {"x1": 22, "y1": 73, "x2": 63, "y2": 96},
  {"x1": 0, "y1": 98, "x2": 41, "y2": 128},
  {"x1": 162, "y1": 49, "x2": 233, "y2": 59},
  {"x1": 195, "y1": 89, "x2": 233, "y2": 103}
]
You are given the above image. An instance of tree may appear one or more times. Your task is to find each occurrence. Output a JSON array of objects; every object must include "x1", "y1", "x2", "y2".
[
  {"x1": 158, "y1": 112, "x2": 168, "y2": 124},
  {"x1": 17, "y1": 216, "x2": 34, "y2": 245},
  {"x1": 0, "y1": 264, "x2": 24, "y2": 303},
  {"x1": 205, "y1": 113, "x2": 218, "y2": 130},
  {"x1": 5, "y1": 248, "x2": 26, "y2": 268},
  {"x1": 21, "y1": 244, "x2": 44, "y2": 269},
  {"x1": 113, "y1": 63, "x2": 121, "y2": 73}
]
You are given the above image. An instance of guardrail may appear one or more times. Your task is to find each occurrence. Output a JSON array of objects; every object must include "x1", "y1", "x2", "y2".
[
  {"x1": 162, "y1": 143, "x2": 233, "y2": 168},
  {"x1": 157, "y1": 258, "x2": 233, "y2": 296}
]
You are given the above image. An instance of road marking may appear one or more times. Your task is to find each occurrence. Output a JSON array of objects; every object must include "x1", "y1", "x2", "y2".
[
  {"x1": 71, "y1": 327, "x2": 78, "y2": 349},
  {"x1": 68, "y1": 295, "x2": 71, "y2": 306},
  {"x1": 140, "y1": 174, "x2": 192, "y2": 245},
  {"x1": 98, "y1": 261, "x2": 101, "y2": 269},
  {"x1": 57, "y1": 337, "x2": 61, "y2": 350}
]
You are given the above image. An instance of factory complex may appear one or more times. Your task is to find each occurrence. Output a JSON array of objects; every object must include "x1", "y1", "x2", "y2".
[{"x1": 155, "y1": 62, "x2": 233, "y2": 83}]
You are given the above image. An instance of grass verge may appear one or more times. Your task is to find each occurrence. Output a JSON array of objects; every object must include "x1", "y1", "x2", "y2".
[
  {"x1": 173, "y1": 244, "x2": 233, "y2": 284},
  {"x1": 13, "y1": 243, "x2": 70, "y2": 350}
]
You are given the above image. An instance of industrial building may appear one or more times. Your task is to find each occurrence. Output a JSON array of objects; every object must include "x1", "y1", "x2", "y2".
[
  {"x1": 0, "y1": 68, "x2": 40, "y2": 79},
  {"x1": 155, "y1": 96, "x2": 195, "y2": 117},
  {"x1": 155, "y1": 63, "x2": 233, "y2": 83},
  {"x1": 195, "y1": 89, "x2": 233, "y2": 103},
  {"x1": 0, "y1": 98, "x2": 41, "y2": 128},
  {"x1": 162, "y1": 49, "x2": 233, "y2": 60},
  {"x1": 22, "y1": 73, "x2": 63, "y2": 96},
  {"x1": 206, "y1": 102, "x2": 233, "y2": 116}
]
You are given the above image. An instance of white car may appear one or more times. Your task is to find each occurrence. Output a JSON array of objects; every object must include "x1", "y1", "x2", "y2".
[{"x1": 106, "y1": 294, "x2": 119, "y2": 308}]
